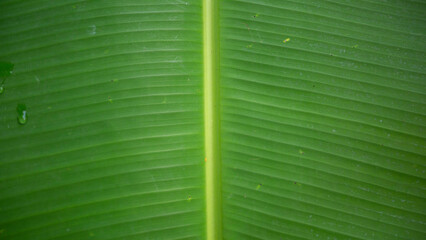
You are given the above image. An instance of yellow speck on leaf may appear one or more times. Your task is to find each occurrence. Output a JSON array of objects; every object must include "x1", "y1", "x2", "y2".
[
  {"x1": 89, "y1": 232, "x2": 95, "y2": 237},
  {"x1": 283, "y1": 38, "x2": 290, "y2": 43},
  {"x1": 108, "y1": 96, "x2": 113, "y2": 103},
  {"x1": 187, "y1": 195, "x2": 192, "y2": 202},
  {"x1": 246, "y1": 44, "x2": 253, "y2": 48},
  {"x1": 256, "y1": 184, "x2": 263, "y2": 190},
  {"x1": 352, "y1": 44, "x2": 358, "y2": 48},
  {"x1": 299, "y1": 149, "x2": 304, "y2": 155},
  {"x1": 204, "y1": 157, "x2": 207, "y2": 162},
  {"x1": 254, "y1": 13, "x2": 259, "y2": 18}
]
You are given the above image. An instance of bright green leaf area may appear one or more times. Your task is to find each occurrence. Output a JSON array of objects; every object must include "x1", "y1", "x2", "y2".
[{"x1": 0, "y1": 0, "x2": 425, "y2": 240}]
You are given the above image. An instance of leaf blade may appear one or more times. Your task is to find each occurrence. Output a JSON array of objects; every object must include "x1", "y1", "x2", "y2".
[
  {"x1": 0, "y1": 1, "x2": 205, "y2": 239},
  {"x1": 220, "y1": 0, "x2": 426, "y2": 239}
]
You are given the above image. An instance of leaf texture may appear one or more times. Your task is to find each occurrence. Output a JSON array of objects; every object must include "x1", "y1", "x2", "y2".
[
  {"x1": 220, "y1": 0, "x2": 426, "y2": 239},
  {"x1": 1, "y1": 0, "x2": 426, "y2": 239},
  {"x1": 0, "y1": 1, "x2": 205, "y2": 239}
]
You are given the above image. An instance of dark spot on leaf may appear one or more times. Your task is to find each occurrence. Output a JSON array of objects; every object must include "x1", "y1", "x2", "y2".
[{"x1": 0, "y1": 61, "x2": 14, "y2": 78}]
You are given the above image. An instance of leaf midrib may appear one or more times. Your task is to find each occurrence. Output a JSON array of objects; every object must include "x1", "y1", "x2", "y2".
[{"x1": 203, "y1": 0, "x2": 222, "y2": 239}]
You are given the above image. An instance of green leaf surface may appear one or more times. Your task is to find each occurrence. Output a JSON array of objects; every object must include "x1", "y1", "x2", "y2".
[
  {"x1": 1, "y1": 0, "x2": 425, "y2": 239},
  {"x1": 220, "y1": 0, "x2": 426, "y2": 239},
  {"x1": 0, "y1": 1, "x2": 205, "y2": 239}
]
